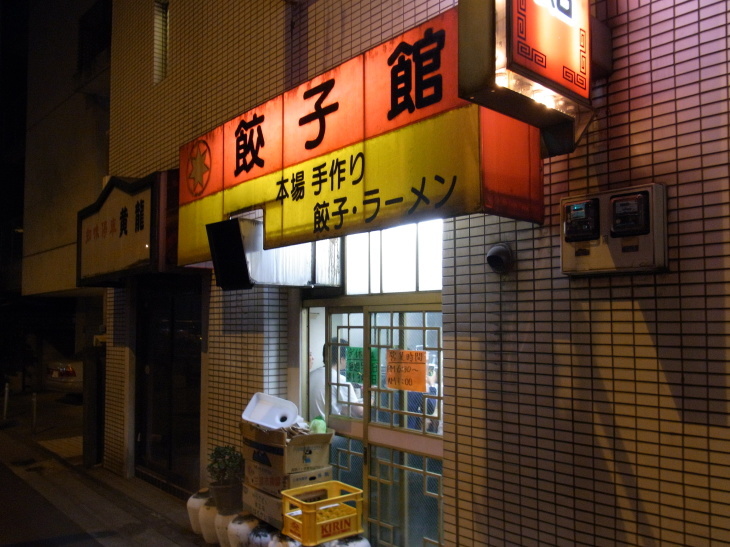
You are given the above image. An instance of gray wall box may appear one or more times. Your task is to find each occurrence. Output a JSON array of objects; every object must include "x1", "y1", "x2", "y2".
[{"x1": 560, "y1": 183, "x2": 667, "y2": 276}]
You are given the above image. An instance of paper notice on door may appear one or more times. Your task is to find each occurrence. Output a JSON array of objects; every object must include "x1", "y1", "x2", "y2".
[{"x1": 386, "y1": 349, "x2": 427, "y2": 392}]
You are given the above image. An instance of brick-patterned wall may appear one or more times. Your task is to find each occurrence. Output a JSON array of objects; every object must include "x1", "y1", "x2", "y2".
[
  {"x1": 103, "y1": 287, "x2": 130, "y2": 476},
  {"x1": 442, "y1": 1, "x2": 730, "y2": 545},
  {"x1": 205, "y1": 283, "x2": 289, "y2": 453},
  {"x1": 109, "y1": 0, "x2": 458, "y2": 478},
  {"x1": 110, "y1": 0, "x2": 455, "y2": 180}
]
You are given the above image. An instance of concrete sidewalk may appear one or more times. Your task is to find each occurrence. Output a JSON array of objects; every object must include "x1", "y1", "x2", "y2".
[{"x1": 0, "y1": 390, "x2": 205, "y2": 546}]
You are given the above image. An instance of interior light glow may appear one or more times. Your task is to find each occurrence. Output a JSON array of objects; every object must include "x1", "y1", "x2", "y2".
[
  {"x1": 418, "y1": 219, "x2": 443, "y2": 291},
  {"x1": 382, "y1": 224, "x2": 417, "y2": 293},
  {"x1": 345, "y1": 232, "x2": 370, "y2": 294},
  {"x1": 345, "y1": 220, "x2": 443, "y2": 295},
  {"x1": 495, "y1": 69, "x2": 508, "y2": 88},
  {"x1": 531, "y1": 87, "x2": 556, "y2": 109}
]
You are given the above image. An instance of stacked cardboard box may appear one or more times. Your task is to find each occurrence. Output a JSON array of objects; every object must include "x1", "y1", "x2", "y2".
[{"x1": 239, "y1": 420, "x2": 334, "y2": 529}]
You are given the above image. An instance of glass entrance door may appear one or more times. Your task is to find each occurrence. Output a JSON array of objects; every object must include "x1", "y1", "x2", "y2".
[
  {"x1": 135, "y1": 274, "x2": 202, "y2": 496},
  {"x1": 305, "y1": 304, "x2": 444, "y2": 546}
]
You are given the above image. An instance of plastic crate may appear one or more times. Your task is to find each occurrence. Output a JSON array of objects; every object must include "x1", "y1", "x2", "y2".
[{"x1": 281, "y1": 481, "x2": 364, "y2": 546}]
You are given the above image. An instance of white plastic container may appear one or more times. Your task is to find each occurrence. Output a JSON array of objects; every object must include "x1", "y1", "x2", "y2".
[
  {"x1": 227, "y1": 513, "x2": 259, "y2": 547},
  {"x1": 215, "y1": 511, "x2": 237, "y2": 547},
  {"x1": 242, "y1": 392, "x2": 299, "y2": 429},
  {"x1": 199, "y1": 498, "x2": 220, "y2": 544},
  {"x1": 186, "y1": 488, "x2": 210, "y2": 534}
]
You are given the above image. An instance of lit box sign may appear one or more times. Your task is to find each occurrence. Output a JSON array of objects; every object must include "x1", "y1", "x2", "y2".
[
  {"x1": 459, "y1": 0, "x2": 594, "y2": 156},
  {"x1": 178, "y1": 8, "x2": 543, "y2": 265}
]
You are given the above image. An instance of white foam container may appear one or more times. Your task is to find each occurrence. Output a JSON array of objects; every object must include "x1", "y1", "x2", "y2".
[{"x1": 242, "y1": 392, "x2": 299, "y2": 429}]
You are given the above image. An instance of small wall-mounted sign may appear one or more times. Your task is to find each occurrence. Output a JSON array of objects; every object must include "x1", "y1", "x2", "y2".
[
  {"x1": 386, "y1": 349, "x2": 428, "y2": 393},
  {"x1": 77, "y1": 175, "x2": 159, "y2": 286},
  {"x1": 458, "y1": 0, "x2": 594, "y2": 156}
]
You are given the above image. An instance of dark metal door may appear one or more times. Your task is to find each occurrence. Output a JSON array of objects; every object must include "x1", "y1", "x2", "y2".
[{"x1": 135, "y1": 274, "x2": 202, "y2": 496}]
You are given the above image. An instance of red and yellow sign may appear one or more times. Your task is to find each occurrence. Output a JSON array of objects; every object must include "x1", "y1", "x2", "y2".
[
  {"x1": 222, "y1": 95, "x2": 283, "y2": 190},
  {"x1": 178, "y1": 8, "x2": 543, "y2": 265},
  {"x1": 364, "y1": 9, "x2": 465, "y2": 137},
  {"x1": 179, "y1": 125, "x2": 224, "y2": 205},
  {"x1": 284, "y1": 57, "x2": 365, "y2": 167},
  {"x1": 509, "y1": 0, "x2": 590, "y2": 101}
]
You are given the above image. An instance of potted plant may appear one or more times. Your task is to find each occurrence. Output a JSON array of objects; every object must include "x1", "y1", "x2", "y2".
[{"x1": 207, "y1": 445, "x2": 244, "y2": 515}]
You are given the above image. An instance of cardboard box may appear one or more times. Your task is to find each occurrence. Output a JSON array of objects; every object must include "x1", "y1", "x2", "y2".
[
  {"x1": 245, "y1": 460, "x2": 333, "y2": 497},
  {"x1": 242, "y1": 483, "x2": 283, "y2": 529},
  {"x1": 240, "y1": 421, "x2": 333, "y2": 474}
]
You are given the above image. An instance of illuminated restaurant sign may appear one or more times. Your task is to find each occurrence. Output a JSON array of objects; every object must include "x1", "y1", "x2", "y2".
[
  {"x1": 459, "y1": 0, "x2": 592, "y2": 156},
  {"x1": 178, "y1": 8, "x2": 543, "y2": 264},
  {"x1": 509, "y1": 0, "x2": 590, "y2": 101}
]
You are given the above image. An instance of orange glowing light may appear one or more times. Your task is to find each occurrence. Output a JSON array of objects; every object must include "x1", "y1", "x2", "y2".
[
  {"x1": 480, "y1": 108, "x2": 544, "y2": 224},
  {"x1": 179, "y1": 125, "x2": 224, "y2": 205},
  {"x1": 364, "y1": 8, "x2": 466, "y2": 138},
  {"x1": 283, "y1": 56, "x2": 364, "y2": 168},
  {"x1": 222, "y1": 95, "x2": 284, "y2": 188},
  {"x1": 509, "y1": 0, "x2": 590, "y2": 101}
]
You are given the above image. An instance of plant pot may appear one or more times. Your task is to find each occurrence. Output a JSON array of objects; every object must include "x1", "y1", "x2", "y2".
[{"x1": 209, "y1": 481, "x2": 243, "y2": 515}]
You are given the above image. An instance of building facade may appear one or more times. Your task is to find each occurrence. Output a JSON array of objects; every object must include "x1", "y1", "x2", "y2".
[
  {"x1": 101, "y1": 1, "x2": 730, "y2": 545},
  {"x1": 21, "y1": 0, "x2": 108, "y2": 435}
]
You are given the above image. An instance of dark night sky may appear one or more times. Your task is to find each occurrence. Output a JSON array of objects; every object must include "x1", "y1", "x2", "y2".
[{"x1": 0, "y1": 0, "x2": 29, "y2": 230}]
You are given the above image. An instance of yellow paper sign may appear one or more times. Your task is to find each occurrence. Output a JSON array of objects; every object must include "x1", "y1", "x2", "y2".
[{"x1": 386, "y1": 350, "x2": 428, "y2": 392}]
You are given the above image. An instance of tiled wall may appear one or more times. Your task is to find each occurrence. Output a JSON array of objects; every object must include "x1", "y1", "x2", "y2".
[
  {"x1": 108, "y1": 0, "x2": 730, "y2": 545},
  {"x1": 442, "y1": 1, "x2": 730, "y2": 545},
  {"x1": 109, "y1": 0, "x2": 456, "y2": 178},
  {"x1": 205, "y1": 283, "x2": 290, "y2": 452},
  {"x1": 104, "y1": 287, "x2": 130, "y2": 476},
  {"x1": 108, "y1": 0, "x2": 458, "y2": 469}
]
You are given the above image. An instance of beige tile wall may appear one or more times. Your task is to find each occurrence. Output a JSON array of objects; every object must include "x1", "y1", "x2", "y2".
[
  {"x1": 441, "y1": 1, "x2": 730, "y2": 545},
  {"x1": 104, "y1": 287, "x2": 130, "y2": 476},
  {"x1": 108, "y1": 0, "x2": 730, "y2": 544},
  {"x1": 205, "y1": 284, "x2": 290, "y2": 452}
]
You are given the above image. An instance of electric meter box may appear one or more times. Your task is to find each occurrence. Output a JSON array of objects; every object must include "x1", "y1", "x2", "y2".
[{"x1": 560, "y1": 183, "x2": 667, "y2": 276}]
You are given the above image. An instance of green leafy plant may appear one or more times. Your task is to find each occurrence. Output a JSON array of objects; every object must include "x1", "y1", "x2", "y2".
[{"x1": 207, "y1": 445, "x2": 244, "y2": 484}]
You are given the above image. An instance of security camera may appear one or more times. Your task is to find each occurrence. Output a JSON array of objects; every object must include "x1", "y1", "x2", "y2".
[{"x1": 487, "y1": 243, "x2": 514, "y2": 274}]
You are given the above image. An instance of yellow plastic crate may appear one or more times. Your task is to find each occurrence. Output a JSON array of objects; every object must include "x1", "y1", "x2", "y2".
[{"x1": 281, "y1": 480, "x2": 364, "y2": 546}]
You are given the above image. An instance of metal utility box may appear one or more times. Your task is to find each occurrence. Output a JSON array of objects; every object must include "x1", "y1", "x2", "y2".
[{"x1": 560, "y1": 183, "x2": 667, "y2": 276}]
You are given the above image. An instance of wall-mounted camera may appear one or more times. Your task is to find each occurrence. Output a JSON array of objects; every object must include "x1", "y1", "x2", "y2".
[{"x1": 487, "y1": 243, "x2": 514, "y2": 274}]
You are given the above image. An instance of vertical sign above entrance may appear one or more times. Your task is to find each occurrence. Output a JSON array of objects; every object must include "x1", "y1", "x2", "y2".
[
  {"x1": 459, "y1": 0, "x2": 593, "y2": 156},
  {"x1": 509, "y1": 0, "x2": 590, "y2": 102}
]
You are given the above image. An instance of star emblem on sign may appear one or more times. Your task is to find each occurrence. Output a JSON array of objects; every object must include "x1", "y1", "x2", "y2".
[{"x1": 187, "y1": 140, "x2": 211, "y2": 197}]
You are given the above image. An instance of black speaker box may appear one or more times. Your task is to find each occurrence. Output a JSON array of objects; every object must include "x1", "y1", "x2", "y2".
[{"x1": 205, "y1": 218, "x2": 253, "y2": 290}]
